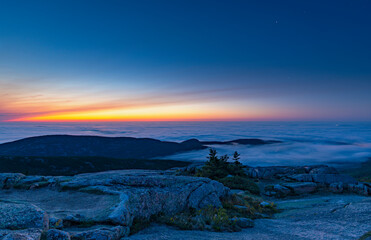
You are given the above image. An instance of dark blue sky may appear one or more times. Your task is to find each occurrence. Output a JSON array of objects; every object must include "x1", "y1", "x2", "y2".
[{"x1": 0, "y1": 0, "x2": 370, "y2": 121}]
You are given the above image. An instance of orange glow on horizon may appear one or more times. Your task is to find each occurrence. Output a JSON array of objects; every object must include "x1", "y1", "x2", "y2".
[
  {"x1": 0, "y1": 77, "x2": 299, "y2": 122},
  {"x1": 7, "y1": 103, "x2": 280, "y2": 122}
]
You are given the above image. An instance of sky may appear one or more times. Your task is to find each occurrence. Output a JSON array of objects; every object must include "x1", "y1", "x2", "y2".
[{"x1": 0, "y1": 0, "x2": 370, "y2": 122}]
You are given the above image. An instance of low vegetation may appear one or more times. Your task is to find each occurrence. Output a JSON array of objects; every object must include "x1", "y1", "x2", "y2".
[
  {"x1": 154, "y1": 150, "x2": 275, "y2": 232},
  {"x1": 343, "y1": 158, "x2": 371, "y2": 183},
  {"x1": 359, "y1": 230, "x2": 371, "y2": 240},
  {"x1": 219, "y1": 176, "x2": 260, "y2": 194},
  {"x1": 158, "y1": 206, "x2": 234, "y2": 232},
  {"x1": 155, "y1": 193, "x2": 276, "y2": 232},
  {"x1": 131, "y1": 149, "x2": 276, "y2": 233},
  {"x1": 0, "y1": 155, "x2": 190, "y2": 176},
  {"x1": 196, "y1": 149, "x2": 260, "y2": 195}
]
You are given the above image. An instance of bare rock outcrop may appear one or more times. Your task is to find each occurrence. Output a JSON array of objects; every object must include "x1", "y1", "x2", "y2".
[
  {"x1": 68, "y1": 226, "x2": 128, "y2": 240},
  {"x1": 0, "y1": 229, "x2": 43, "y2": 240},
  {"x1": 0, "y1": 202, "x2": 48, "y2": 230},
  {"x1": 56, "y1": 170, "x2": 229, "y2": 226},
  {"x1": 245, "y1": 165, "x2": 371, "y2": 196},
  {"x1": 45, "y1": 229, "x2": 70, "y2": 240},
  {"x1": 0, "y1": 170, "x2": 229, "y2": 239}
]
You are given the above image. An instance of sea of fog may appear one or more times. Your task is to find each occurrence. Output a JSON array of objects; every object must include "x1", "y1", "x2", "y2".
[{"x1": 0, "y1": 121, "x2": 370, "y2": 166}]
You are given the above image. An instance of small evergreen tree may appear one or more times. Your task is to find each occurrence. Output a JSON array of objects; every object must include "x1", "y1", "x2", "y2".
[
  {"x1": 233, "y1": 151, "x2": 241, "y2": 164},
  {"x1": 228, "y1": 151, "x2": 246, "y2": 176},
  {"x1": 197, "y1": 149, "x2": 258, "y2": 194},
  {"x1": 197, "y1": 149, "x2": 229, "y2": 180}
]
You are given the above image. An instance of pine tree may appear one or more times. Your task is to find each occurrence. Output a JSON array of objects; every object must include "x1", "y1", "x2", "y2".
[
  {"x1": 197, "y1": 149, "x2": 229, "y2": 180},
  {"x1": 233, "y1": 151, "x2": 240, "y2": 163},
  {"x1": 228, "y1": 151, "x2": 245, "y2": 176}
]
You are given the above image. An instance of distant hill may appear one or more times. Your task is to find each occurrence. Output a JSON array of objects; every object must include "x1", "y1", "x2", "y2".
[
  {"x1": 201, "y1": 139, "x2": 281, "y2": 145},
  {"x1": 0, "y1": 135, "x2": 281, "y2": 175},
  {"x1": 0, "y1": 135, "x2": 206, "y2": 159},
  {"x1": 0, "y1": 135, "x2": 280, "y2": 159}
]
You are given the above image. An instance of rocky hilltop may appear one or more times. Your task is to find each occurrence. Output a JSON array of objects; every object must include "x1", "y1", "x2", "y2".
[
  {"x1": 0, "y1": 164, "x2": 370, "y2": 240},
  {"x1": 125, "y1": 194, "x2": 371, "y2": 240},
  {"x1": 0, "y1": 170, "x2": 229, "y2": 239}
]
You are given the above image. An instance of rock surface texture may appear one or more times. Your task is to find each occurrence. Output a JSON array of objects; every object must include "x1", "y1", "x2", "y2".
[
  {"x1": 0, "y1": 170, "x2": 229, "y2": 239},
  {"x1": 245, "y1": 165, "x2": 371, "y2": 197},
  {"x1": 0, "y1": 202, "x2": 49, "y2": 230},
  {"x1": 124, "y1": 195, "x2": 371, "y2": 240},
  {"x1": 0, "y1": 165, "x2": 369, "y2": 239}
]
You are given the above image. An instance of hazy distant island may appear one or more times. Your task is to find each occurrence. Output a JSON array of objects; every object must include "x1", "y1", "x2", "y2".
[{"x1": 0, "y1": 135, "x2": 370, "y2": 240}]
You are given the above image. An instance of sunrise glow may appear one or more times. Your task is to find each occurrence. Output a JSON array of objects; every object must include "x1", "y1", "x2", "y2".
[{"x1": 0, "y1": 1, "x2": 370, "y2": 122}]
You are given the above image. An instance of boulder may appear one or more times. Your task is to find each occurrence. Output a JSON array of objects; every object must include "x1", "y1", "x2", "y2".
[
  {"x1": 14, "y1": 176, "x2": 51, "y2": 190},
  {"x1": 281, "y1": 182, "x2": 317, "y2": 195},
  {"x1": 63, "y1": 214, "x2": 87, "y2": 224},
  {"x1": 288, "y1": 174, "x2": 313, "y2": 182},
  {"x1": 264, "y1": 184, "x2": 291, "y2": 198},
  {"x1": 107, "y1": 194, "x2": 131, "y2": 226},
  {"x1": 69, "y1": 226, "x2": 129, "y2": 240},
  {"x1": 17, "y1": 176, "x2": 46, "y2": 186},
  {"x1": 245, "y1": 166, "x2": 307, "y2": 179},
  {"x1": 46, "y1": 229, "x2": 70, "y2": 240},
  {"x1": 347, "y1": 183, "x2": 370, "y2": 196},
  {"x1": 289, "y1": 174, "x2": 357, "y2": 185},
  {"x1": 0, "y1": 229, "x2": 42, "y2": 240},
  {"x1": 0, "y1": 202, "x2": 49, "y2": 230},
  {"x1": 312, "y1": 174, "x2": 357, "y2": 185},
  {"x1": 265, "y1": 182, "x2": 317, "y2": 196},
  {"x1": 58, "y1": 170, "x2": 229, "y2": 225},
  {"x1": 0, "y1": 170, "x2": 229, "y2": 234},
  {"x1": 0, "y1": 173, "x2": 25, "y2": 189},
  {"x1": 2, "y1": 233, "x2": 34, "y2": 240},
  {"x1": 187, "y1": 180, "x2": 226, "y2": 209}
]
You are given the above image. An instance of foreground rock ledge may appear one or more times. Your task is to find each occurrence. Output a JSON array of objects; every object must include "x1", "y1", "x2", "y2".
[{"x1": 0, "y1": 170, "x2": 229, "y2": 239}]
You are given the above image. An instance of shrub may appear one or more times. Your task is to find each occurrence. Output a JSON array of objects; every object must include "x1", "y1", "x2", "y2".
[
  {"x1": 130, "y1": 217, "x2": 152, "y2": 234},
  {"x1": 158, "y1": 206, "x2": 239, "y2": 232},
  {"x1": 196, "y1": 149, "x2": 247, "y2": 180},
  {"x1": 222, "y1": 194, "x2": 277, "y2": 218},
  {"x1": 359, "y1": 230, "x2": 371, "y2": 240},
  {"x1": 196, "y1": 149, "x2": 230, "y2": 179},
  {"x1": 196, "y1": 149, "x2": 260, "y2": 194},
  {"x1": 219, "y1": 176, "x2": 260, "y2": 194},
  {"x1": 342, "y1": 158, "x2": 371, "y2": 183},
  {"x1": 155, "y1": 193, "x2": 276, "y2": 232}
]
